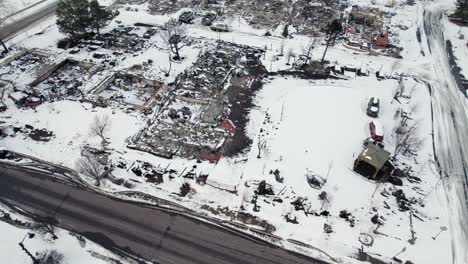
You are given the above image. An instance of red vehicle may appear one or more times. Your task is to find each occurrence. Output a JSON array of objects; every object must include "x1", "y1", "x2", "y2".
[{"x1": 369, "y1": 120, "x2": 384, "y2": 141}]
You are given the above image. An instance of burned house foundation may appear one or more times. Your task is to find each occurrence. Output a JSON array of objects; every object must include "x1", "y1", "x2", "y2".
[
  {"x1": 93, "y1": 72, "x2": 166, "y2": 110},
  {"x1": 129, "y1": 42, "x2": 266, "y2": 162}
]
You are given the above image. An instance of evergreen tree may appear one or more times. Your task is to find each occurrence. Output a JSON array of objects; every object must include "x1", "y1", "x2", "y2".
[
  {"x1": 321, "y1": 19, "x2": 342, "y2": 64},
  {"x1": 56, "y1": 0, "x2": 92, "y2": 39},
  {"x1": 89, "y1": 0, "x2": 113, "y2": 36},
  {"x1": 454, "y1": 0, "x2": 468, "y2": 20}
]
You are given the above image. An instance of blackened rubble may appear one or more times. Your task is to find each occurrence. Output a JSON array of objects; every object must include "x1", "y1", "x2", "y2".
[{"x1": 129, "y1": 41, "x2": 266, "y2": 161}]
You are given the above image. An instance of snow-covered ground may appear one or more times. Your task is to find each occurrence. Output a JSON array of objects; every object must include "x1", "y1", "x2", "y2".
[
  {"x1": 225, "y1": 76, "x2": 450, "y2": 264},
  {"x1": 0, "y1": 101, "x2": 144, "y2": 168},
  {"x1": 390, "y1": 0, "x2": 468, "y2": 263},
  {"x1": 0, "y1": 205, "x2": 122, "y2": 264},
  {"x1": 0, "y1": 0, "x2": 463, "y2": 263}
]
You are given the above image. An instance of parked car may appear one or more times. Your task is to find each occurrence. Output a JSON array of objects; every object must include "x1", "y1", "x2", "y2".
[
  {"x1": 211, "y1": 23, "x2": 229, "y2": 32},
  {"x1": 143, "y1": 28, "x2": 157, "y2": 39},
  {"x1": 178, "y1": 11, "x2": 195, "y2": 24},
  {"x1": 69, "y1": 48, "x2": 80, "y2": 54},
  {"x1": 201, "y1": 13, "x2": 217, "y2": 26},
  {"x1": 363, "y1": 137, "x2": 384, "y2": 149},
  {"x1": 87, "y1": 45, "x2": 100, "y2": 51},
  {"x1": 369, "y1": 120, "x2": 384, "y2": 141},
  {"x1": 367, "y1": 97, "x2": 380, "y2": 117}
]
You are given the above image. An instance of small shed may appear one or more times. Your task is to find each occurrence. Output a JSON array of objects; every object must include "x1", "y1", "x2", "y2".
[{"x1": 353, "y1": 143, "x2": 391, "y2": 179}]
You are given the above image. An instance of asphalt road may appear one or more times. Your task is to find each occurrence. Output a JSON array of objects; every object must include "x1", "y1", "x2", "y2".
[
  {"x1": 420, "y1": 5, "x2": 468, "y2": 264},
  {"x1": 0, "y1": 0, "x2": 58, "y2": 41},
  {"x1": 0, "y1": 164, "x2": 326, "y2": 264}
]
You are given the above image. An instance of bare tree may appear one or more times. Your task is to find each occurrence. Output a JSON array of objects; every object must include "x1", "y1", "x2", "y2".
[
  {"x1": 90, "y1": 114, "x2": 111, "y2": 149},
  {"x1": 159, "y1": 52, "x2": 173, "y2": 77},
  {"x1": 393, "y1": 120, "x2": 424, "y2": 157},
  {"x1": 161, "y1": 19, "x2": 188, "y2": 60},
  {"x1": 257, "y1": 137, "x2": 267, "y2": 158},
  {"x1": 36, "y1": 250, "x2": 64, "y2": 264},
  {"x1": 76, "y1": 153, "x2": 108, "y2": 186},
  {"x1": 302, "y1": 38, "x2": 317, "y2": 64},
  {"x1": 392, "y1": 76, "x2": 405, "y2": 103}
]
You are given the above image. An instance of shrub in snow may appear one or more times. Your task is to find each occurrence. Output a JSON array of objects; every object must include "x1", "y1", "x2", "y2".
[
  {"x1": 323, "y1": 223, "x2": 333, "y2": 233},
  {"x1": 256, "y1": 180, "x2": 274, "y2": 196},
  {"x1": 36, "y1": 250, "x2": 64, "y2": 264},
  {"x1": 285, "y1": 213, "x2": 298, "y2": 224},
  {"x1": 180, "y1": 182, "x2": 191, "y2": 197}
]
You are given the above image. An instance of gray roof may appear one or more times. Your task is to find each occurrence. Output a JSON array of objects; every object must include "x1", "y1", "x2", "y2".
[{"x1": 357, "y1": 143, "x2": 391, "y2": 170}]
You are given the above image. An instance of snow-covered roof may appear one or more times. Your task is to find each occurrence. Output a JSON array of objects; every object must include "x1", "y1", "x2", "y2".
[
  {"x1": 358, "y1": 143, "x2": 391, "y2": 170},
  {"x1": 371, "y1": 120, "x2": 383, "y2": 135}
]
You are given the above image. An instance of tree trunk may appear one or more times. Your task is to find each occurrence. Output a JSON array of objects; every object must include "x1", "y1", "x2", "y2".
[
  {"x1": 174, "y1": 45, "x2": 181, "y2": 60},
  {"x1": 321, "y1": 36, "x2": 332, "y2": 64}
]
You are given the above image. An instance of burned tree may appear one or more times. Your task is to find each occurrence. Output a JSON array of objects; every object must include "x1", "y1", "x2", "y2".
[
  {"x1": 76, "y1": 153, "x2": 108, "y2": 186},
  {"x1": 161, "y1": 19, "x2": 188, "y2": 60},
  {"x1": 90, "y1": 114, "x2": 111, "y2": 149},
  {"x1": 321, "y1": 19, "x2": 343, "y2": 64}
]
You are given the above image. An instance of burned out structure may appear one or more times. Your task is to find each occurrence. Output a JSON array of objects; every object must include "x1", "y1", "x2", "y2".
[
  {"x1": 0, "y1": 49, "x2": 52, "y2": 87},
  {"x1": 28, "y1": 58, "x2": 98, "y2": 100},
  {"x1": 147, "y1": 0, "x2": 343, "y2": 35},
  {"x1": 148, "y1": 0, "x2": 205, "y2": 14},
  {"x1": 233, "y1": 0, "x2": 343, "y2": 34},
  {"x1": 95, "y1": 72, "x2": 166, "y2": 109},
  {"x1": 353, "y1": 143, "x2": 392, "y2": 179},
  {"x1": 66, "y1": 24, "x2": 155, "y2": 62},
  {"x1": 344, "y1": 5, "x2": 393, "y2": 50},
  {"x1": 100, "y1": 25, "x2": 152, "y2": 53},
  {"x1": 0, "y1": 49, "x2": 58, "y2": 108},
  {"x1": 129, "y1": 42, "x2": 265, "y2": 162}
]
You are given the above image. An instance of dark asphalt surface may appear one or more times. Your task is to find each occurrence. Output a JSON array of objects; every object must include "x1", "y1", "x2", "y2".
[
  {"x1": 0, "y1": 1, "x2": 57, "y2": 41},
  {"x1": 0, "y1": 164, "x2": 326, "y2": 264}
]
